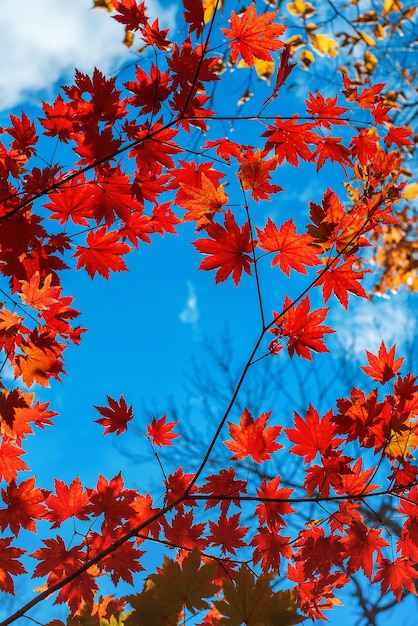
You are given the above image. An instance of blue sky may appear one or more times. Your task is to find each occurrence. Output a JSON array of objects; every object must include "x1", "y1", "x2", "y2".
[{"x1": 1, "y1": 1, "x2": 417, "y2": 625}]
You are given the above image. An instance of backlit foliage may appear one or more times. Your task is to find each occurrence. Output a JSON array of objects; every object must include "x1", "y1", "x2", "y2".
[{"x1": 0, "y1": 1, "x2": 417, "y2": 625}]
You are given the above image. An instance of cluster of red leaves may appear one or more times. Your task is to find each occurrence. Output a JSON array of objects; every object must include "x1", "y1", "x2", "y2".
[{"x1": 0, "y1": 0, "x2": 416, "y2": 624}]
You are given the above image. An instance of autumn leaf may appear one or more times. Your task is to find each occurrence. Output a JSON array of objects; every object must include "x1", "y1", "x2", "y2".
[
  {"x1": 222, "y1": 4, "x2": 285, "y2": 67},
  {"x1": 147, "y1": 414, "x2": 179, "y2": 447},
  {"x1": 45, "y1": 477, "x2": 91, "y2": 528},
  {"x1": 207, "y1": 512, "x2": 248, "y2": 555},
  {"x1": 94, "y1": 394, "x2": 134, "y2": 436},
  {"x1": 0, "y1": 477, "x2": 46, "y2": 536},
  {"x1": 74, "y1": 227, "x2": 132, "y2": 279},
  {"x1": 256, "y1": 217, "x2": 320, "y2": 275},
  {"x1": 0, "y1": 537, "x2": 26, "y2": 593},
  {"x1": 215, "y1": 564, "x2": 303, "y2": 625},
  {"x1": 180, "y1": 174, "x2": 228, "y2": 229},
  {"x1": 19, "y1": 272, "x2": 60, "y2": 311},
  {"x1": 238, "y1": 148, "x2": 283, "y2": 202},
  {"x1": 342, "y1": 521, "x2": 388, "y2": 579},
  {"x1": 286, "y1": 405, "x2": 341, "y2": 463},
  {"x1": 361, "y1": 341, "x2": 404, "y2": 384},
  {"x1": 193, "y1": 210, "x2": 254, "y2": 286},
  {"x1": 317, "y1": 258, "x2": 369, "y2": 309},
  {"x1": 224, "y1": 407, "x2": 283, "y2": 464},
  {"x1": 374, "y1": 556, "x2": 418, "y2": 601},
  {"x1": 269, "y1": 295, "x2": 334, "y2": 360}
]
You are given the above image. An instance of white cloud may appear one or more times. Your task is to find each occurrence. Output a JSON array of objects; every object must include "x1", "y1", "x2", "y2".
[
  {"x1": 330, "y1": 292, "x2": 417, "y2": 359},
  {"x1": 180, "y1": 281, "x2": 199, "y2": 325},
  {"x1": 0, "y1": 0, "x2": 177, "y2": 113}
]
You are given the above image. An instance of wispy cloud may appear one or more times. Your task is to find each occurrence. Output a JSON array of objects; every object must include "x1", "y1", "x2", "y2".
[
  {"x1": 0, "y1": 0, "x2": 177, "y2": 113},
  {"x1": 180, "y1": 281, "x2": 199, "y2": 326},
  {"x1": 330, "y1": 291, "x2": 417, "y2": 360}
]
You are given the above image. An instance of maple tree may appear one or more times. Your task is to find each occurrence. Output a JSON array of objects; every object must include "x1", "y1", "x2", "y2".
[{"x1": 0, "y1": 1, "x2": 417, "y2": 625}]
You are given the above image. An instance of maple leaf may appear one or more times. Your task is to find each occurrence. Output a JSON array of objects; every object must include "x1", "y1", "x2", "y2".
[
  {"x1": 164, "y1": 467, "x2": 196, "y2": 508},
  {"x1": 193, "y1": 210, "x2": 254, "y2": 286},
  {"x1": 146, "y1": 414, "x2": 179, "y2": 447},
  {"x1": 251, "y1": 526, "x2": 293, "y2": 572},
  {"x1": 361, "y1": 340, "x2": 404, "y2": 384},
  {"x1": 313, "y1": 136, "x2": 352, "y2": 173},
  {"x1": 198, "y1": 468, "x2": 247, "y2": 513},
  {"x1": 183, "y1": 0, "x2": 205, "y2": 37},
  {"x1": 237, "y1": 148, "x2": 283, "y2": 202},
  {"x1": 256, "y1": 218, "x2": 320, "y2": 276},
  {"x1": 305, "y1": 92, "x2": 349, "y2": 129},
  {"x1": 94, "y1": 394, "x2": 134, "y2": 436},
  {"x1": 294, "y1": 525, "x2": 345, "y2": 578},
  {"x1": 112, "y1": 0, "x2": 146, "y2": 31},
  {"x1": 224, "y1": 407, "x2": 282, "y2": 464},
  {"x1": 350, "y1": 129, "x2": 380, "y2": 166},
  {"x1": 0, "y1": 477, "x2": 46, "y2": 536},
  {"x1": 255, "y1": 476, "x2": 295, "y2": 529},
  {"x1": 20, "y1": 272, "x2": 60, "y2": 311},
  {"x1": 45, "y1": 477, "x2": 91, "y2": 528},
  {"x1": 222, "y1": 4, "x2": 285, "y2": 67},
  {"x1": 269, "y1": 295, "x2": 334, "y2": 360},
  {"x1": 262, "y1": 115, "x2": 318, "y2": 166},
  {"x1": 286, "y1": 405, "x2": 341, "y2": 463},
  {"x1": 342, "y1": 521, "x2": 388, "y2": 579},
  {"x1": 215, "y1": 565, "x2": 303, "y2": 626},
  {"x1": 88, "y1": 473, "x2": 136, "y2": 529},
  {"x1": 374, "y1": 556, "x2": 418, "y2": 601},
  {"x1": 13, "y1": 330, "x2": 65, "y2": 388},
  {"x1": 140, "y1": 18, "x2": 171, "y2": 50},
  {"x1": 74, "y1": 227, "x2": 132, "y2": 279},
  {"x1": 88, "y1": 529, "x2": 144, "y2": 585},
  {"x1": 317, "y1": 258, "x2": 369, "y2": 309},
  {"x1": 384, "y1": 125, "x2": 413, "y2": 148},
  {"x1": 207, "y1": 512, "x2": 248, "y2": 555},
  {"x1": 0, "y1": 537, "x2": 26, "y2": 594},
  {"x1": 162, "y1": 510, "x2": 207, "y2": 551},
  {"x1": 125, "y1": 63, "x2": 171, "y2": 116},
  {"x1": 0, "y1": 441, "x2": 28, "y2": 483},
  {"x1": 180, "y1": 174, "x2": 228, "y2": 228}
]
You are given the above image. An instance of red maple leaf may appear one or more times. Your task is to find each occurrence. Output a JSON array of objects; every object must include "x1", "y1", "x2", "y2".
[
  {"x1": 256, "y1": 218, "x2": 320, "y2": 276},
  {"x1": 162, "y1": 510, "x2": 207, "y2": 552},
  {"x1": 112, "y1": 0, "x2": 146, "y2": 31},
  {"x1": 183, "y1": 0, "x2": 204, "y2": 37},
  {"x1": 88, "y1": 473, "x2": 136, "y2": 529},
  {"x1": 193, "y1": 210, "x2": 254, "y2": 286},
  {"x1": 207, "y1": 512, "x2": 248, "y2": 555},
  {"x1": 374, "y1": 556, "x2": 418, "y2": 601},
  {"x1": 255, "y1": 476, "x2": 295, "y2": 529},
  {"x1": 361, "y1": 341, "x2": 404, "y2": 384},
  {"x1": 94, "y1": 394, "x2": 134, "y2": 436},
  {"x1": 305, "y1": 92, "x2": 349, "y2": 129},
  {"x1": 0, "y1": 537, "x2": 26, "y2": 593},
  {"x1": 88, "y1": 529, "x2": 144, "y2": 585},
  {"x1": 0, "y1": 441, "x2": 29, "y2": 483},
  {"x1": 262, "y1": 115, "x2": 318, "y2": 166},
  {"x1": 45, "y1": 477, "x2": 91, "y2": 528},
  {"x1": 198, "y1": 468, "x2": 247, "y2": 513},
  {"x1": 74, "y1": 228, "x2": 132, "y2": 279},
  {"x1": 140, "y1": 18, "x2": 171, "y2": 50},
  {"x1": 269, "y1": 295, "x2": 334, "y2": 360},
  {"x1": 224, "y1": 407, "x2": 283, "y2": 464},
  {"x1": 222, "y1": 4, "x2": 285, "y2": 66},
  {"x1": 286, "y1": 405, "x2": 341, "y2": 463},
  {"x1": 147, "y1": 414, "x2": 179, "y2": 447},
  {"x1": 342, "y1": 521, "x2": 388, "y2": 579},
  {"x1": 317, "y1": 258, "x2": 369, "y2": 309},
  {"x1": 313, "y1": 136, "x2": 352, "y2": 173},
  {"x1": 251, "y1": 527, "x2": 293, "y2": 572},
  {"x1": 350, "y1": 129, "x2": 380, "y2": 166},
  {"x1": 384, "y1": 125, "x2": 413, "y2": 148},
  {"x1": 0, "y1": 477, "x2": 46, "y2": 536},
  {"x1": 237, "y1": 149, "x2": 283, "y2": 202},
  {"x1": 125, "y1": 64, "x2": 171, "y2": 116}
]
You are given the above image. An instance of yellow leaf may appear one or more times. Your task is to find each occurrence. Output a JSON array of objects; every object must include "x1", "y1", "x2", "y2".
[
  {"x1": 203, "y1": 0, "x2": 224, "y2": 23},
  {"x1": 373, "y1": 23, "x2": 387, "y2": 39},
  {"x1": 238, "y1": 58, "x2": 275, "y2": 85},
  {"x1": 386, "y1": 422, "x2": 418, "y2": 460},
  {"x1": 287, "y1": 0, "x2": 306, "y2": 15},
  {"x1": 403, "y1": 183, "x2": 418, "y2": 200},
  {"x1": 364, "y1": 50, "x2": 378, "y2": 72},
  {"x1": 309, "y1": 33, "x2": 339, "y2": 57},
  {"x1": 383, "y1": 0, "x2": 402, "y2": 15},
  {"x1": 91, "y1": 0, "x2": 113, "y2": 10},
  {"x1": 359, "y1": 30, "x2": 376, "y2": 47},
  {"x1": 300, "y1": 48, "x2": 314, "y2": 69}
]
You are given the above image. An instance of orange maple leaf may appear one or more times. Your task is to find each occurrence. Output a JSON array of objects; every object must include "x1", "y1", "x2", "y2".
[
  {"x1": 222, "y1": 4, "x2": 285, "y2": 67},
  {"x1": 224, "y1": 407, "x2": 283, "y2": 464},
  {"x1": 180, "y1": 174, "x2": 228, "y2": 229},
  {"x1": 19, "y1": 272, "x2": 61, "y2": 311}
]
